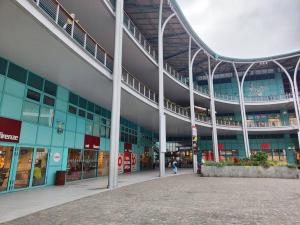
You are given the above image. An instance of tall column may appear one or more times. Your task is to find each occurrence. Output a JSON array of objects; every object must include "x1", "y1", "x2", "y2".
[
  {"x1": 293, "y1": 58, "x2": 300, "y2": 149},
  {"x1": 233, "y1": 63, "x2": 250, "y2": 158},
  {"x1": 109, "y1": 0, "x2": 124, "y2": 189},
  {"x1": 208, "y1": 57, "x2": 219, "y2": 162},
  {"x1": 158, "y1": 0, "x2": 166, "y2": 177},
  {"x1": 188, "y1": 37, "x2": 200, "y2": 173}
]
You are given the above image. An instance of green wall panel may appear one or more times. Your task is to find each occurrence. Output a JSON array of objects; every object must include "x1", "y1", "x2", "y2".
[
  {"x1": 75, "y1": 133, "x2": 84, "y2": 149},
  {"x1": 76, "y1": 117, "x2": 85, "y2": 134},
  {"x1": 66, "y1": 114, "x2": 76, "y2": 132},
  {"x1": 19, "y1": 122, "x2": 38, "y2": 144},
  {"x1": 64, "y1": 131, "x2": 75, "y2": 148},
  {"x1": 4, "y1": 78, "x2": 25, "y2": 98},
  {"x1": 36, "y1": 125, "x2": 52, "y2": 146},
  {"x1": 57, "y1": 86, "x2": 68, "y2": 101},
  {"x1": 1, "y1": 94, "x2": 23, "y2": 119}
]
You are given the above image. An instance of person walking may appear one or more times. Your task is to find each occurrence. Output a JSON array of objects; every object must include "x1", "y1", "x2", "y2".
[{"x1": 172, "y1": 160, "x2": 177, "y2": 174}]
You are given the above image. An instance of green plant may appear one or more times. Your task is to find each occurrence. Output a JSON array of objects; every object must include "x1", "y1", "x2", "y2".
[{"x1": 250, "y1": 152, "x2": 268, "y2": 163}]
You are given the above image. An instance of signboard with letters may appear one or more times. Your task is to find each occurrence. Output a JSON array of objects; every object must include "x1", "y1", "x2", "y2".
[
  {"x1": 84, "y1": 135, "x2": 100, "y2": 150},
  {"x1": 0, "y1": 117, "x2": 22, "y2": 143}
]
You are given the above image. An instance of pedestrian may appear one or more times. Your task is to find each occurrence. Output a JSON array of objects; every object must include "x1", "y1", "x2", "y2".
[{"x1": 172, "y1": 160, "x2": 177, "y2": 174}]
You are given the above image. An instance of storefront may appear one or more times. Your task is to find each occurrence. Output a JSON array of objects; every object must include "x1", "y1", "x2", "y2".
[
  {"x1": 0, "y1": 117, "x2": 49, "y2": 193},
  {"x1": 66, "y1": 135, "x2": 106, "y2": 182},
  {"x1": 140, "y1": 147, "x2": 152, "y2": 171},
  {"x1": 166, "y1": 147, "x2": 193, "y2": 168}
]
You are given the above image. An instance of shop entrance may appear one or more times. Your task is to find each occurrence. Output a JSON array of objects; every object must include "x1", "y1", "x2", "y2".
[{"x1": 0, "y1": 145, "x2": 49, "y2": 193}]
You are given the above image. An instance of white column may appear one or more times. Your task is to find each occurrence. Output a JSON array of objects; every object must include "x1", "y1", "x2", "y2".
[
  {"x1": 208, "y1": 57, "x2": 219, "y2": 162},
  {"x1": 109, "y1": 0, "x2": 124, "y2": 189},
  {"x1": 233, "y1": 63, "x2": 251, "y2": 158},
  {"x1": 293, "y1": 58, "x2": 300, "y2": 149},
  {"x1": 188, "y1": 37, "x2": 200, "y2": 173},
  {"x1": 158, "y1": 0, "x2": 166, "y2": 177}
]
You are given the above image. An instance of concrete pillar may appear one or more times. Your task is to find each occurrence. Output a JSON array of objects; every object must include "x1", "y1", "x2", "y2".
[
  {"x1": 109, "y1": 0, "x2": 124, "y2": 189},
  {"x1": 208, "y1": 57, "x2": 219, "y2": 162},
  {"x1": 158, "y1": 0, "x2": 166, "y2": 177}
]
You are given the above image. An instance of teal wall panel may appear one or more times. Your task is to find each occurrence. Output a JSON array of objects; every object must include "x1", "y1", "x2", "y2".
[
  {"x1": 0, "y1": 94, "x2": 23, "y2": 119},
  {"x1": 51, "y1": 129, "x2": 64, "y2": 147},
  {"x1": 64, "y1": 131, "x2": 75, "y2": 148},
  {"x1": 55, "y1": 99, "x2": 67, "y2": 112},
  {"x1": 57, "y1": 86, "x2": 68, "y2": 101},
  {"x1": 100, "y1": 138, "x2": 106, "y2": 150},
  {"x1": 36, "y1": 125, "x2": 52, "y2": 146},
  {"x1": 66, "y1": 114, "x2": 76, "y2": 132},
  {"x1": 4, "y1": 78, "x2": 25, "y2": 98},
  {"x1": 0, "y1": 76, "x2": 4, "y2": 92},
  {"x1": 76, "y1": 117, "x2": 85, "y2": 134},
  {"x1": 75, "y1": 133, "x2": 84, "y2": 149},
  {"x1": 19, "y1": 122, "x2": 37, "y2": 144}
]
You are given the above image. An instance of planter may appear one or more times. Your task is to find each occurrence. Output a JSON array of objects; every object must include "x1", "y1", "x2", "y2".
[{"x1": 201, "y1": 166, "x2": 299, "y2": 179}]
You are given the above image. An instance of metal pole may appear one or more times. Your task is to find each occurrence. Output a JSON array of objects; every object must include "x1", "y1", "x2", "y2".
[{"x1": 109, "y1": 0, "x2": 124, "y2": 189}]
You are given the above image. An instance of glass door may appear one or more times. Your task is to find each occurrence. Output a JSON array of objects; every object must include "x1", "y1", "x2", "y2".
[
  {"x1": 14, "y1": 147, "x2": 34, "y2": 189},
  {"x1": 82, "y1": 149, "x2": 98, "y2": 179},
  {"x1": 0, "y1": 146, "x2": 14, "y2": 192},
  {"x1": 32, "y1": 148, "x2": 48, "y2": 186},
  {"x1": 66, "y1": 149, "x2": 82, "y2": 182}
]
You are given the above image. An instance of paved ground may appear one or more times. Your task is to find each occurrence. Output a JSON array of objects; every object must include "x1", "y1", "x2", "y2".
[
  {"x1": 0, "y1": 169, "x2": 192, "y2": 223},
  {"x1": 3, "y1": 175, "x2": 300, "y2": 225}
]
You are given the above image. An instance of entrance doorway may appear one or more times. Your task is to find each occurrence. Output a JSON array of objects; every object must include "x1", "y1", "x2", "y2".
[{"x1": 0, "y1": 145, "x2": 49, "y2": 193}]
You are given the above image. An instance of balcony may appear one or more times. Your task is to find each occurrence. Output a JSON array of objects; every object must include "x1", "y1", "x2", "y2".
[
  {"x1": 244, "y1": 93, "x2": 293, "y2": 103},
  {"x1": 32, "y1": 0, "x2": 113, "y2": 71}
]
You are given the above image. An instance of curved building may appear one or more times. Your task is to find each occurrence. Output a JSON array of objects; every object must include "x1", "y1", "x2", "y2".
[{"x1": 0, "y1": 0, "x2": 299, "y2": 192}]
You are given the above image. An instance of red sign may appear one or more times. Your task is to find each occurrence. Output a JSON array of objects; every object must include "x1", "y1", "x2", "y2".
[
  {"x1": 218, "y1": 144, "x2": 224, "y2": 149},
  {"x1": 261, "y1": 143, "x2": 270, "y2": 149},
  {"x1": 124, "y1": 143, "x2": 132, "y2": 173},
  {"x1": 131, "y1": 153, "x2": 136, "y2": 172},
  {"x1": 118, "y1": 153, "x2": 123, "y2": 174},
  {"x1": 84, "y1": 135, "x2": 100, "y2": 149},
  {"x1": 0, "y1": 117, "x2": 22, "y2": 143}
]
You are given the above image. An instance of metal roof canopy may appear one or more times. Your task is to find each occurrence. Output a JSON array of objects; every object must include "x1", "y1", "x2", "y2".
[{"x1": 124, "y1": 0, "x2": 300, "y2": 78}]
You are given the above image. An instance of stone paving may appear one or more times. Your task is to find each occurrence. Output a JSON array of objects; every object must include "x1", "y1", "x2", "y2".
[{"x1": 3, "y1": 175, "x2": 300, "y2": 225}]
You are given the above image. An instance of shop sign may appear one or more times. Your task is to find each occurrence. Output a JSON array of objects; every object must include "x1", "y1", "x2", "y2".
[
  {"x1": 261, "y1": 143, "x2": 270, "y2": 149},
  {"x1": 218, "y1": 144, "x2": 224, "y2": 149},
  {"x1": 131, "y1": 153, "x2": 136, "y2": 172},
  {"x1": 118, "y1": 153, "x2": 123, "y2": 174},
  {"x1": 53, "y1": 152, "x2": 61, "y2": 162},
  {"x1": 0, "y1": 117, "x2": 22, "y2": 143},
  {"x1": 124, "y1": 143, "x2": 133, "y2": 173},
  {"x1": 84, "y1": 135, "x2": 100, "y2": 149}
]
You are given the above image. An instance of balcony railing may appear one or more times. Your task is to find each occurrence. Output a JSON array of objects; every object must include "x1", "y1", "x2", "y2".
[
  {"x1": 247, "y1": 120, "x2": 297, "y2": 128},
  {"x1": 164, "y1": 63, "x2": 189, "y2": 86},
  {"x1": 195, "y1": 114, "x2": 211, "y2": 124},
  {"x1": 164, "y1": 99, "x2": 190, "y2": 118},
  {"x1": 32, "y1": 0, "x2": 113, "y2": 71},
  {"x1": 194, "y1": 84, "x2": 209, "y2": 96},
  {"x1": 244, "y1": 93, "x2": 293, "y2": 103},
  {"x1": 121, "y1": 68, "x2": 158, "y2": 103},
  {"x1": 216, "y1": 119, "x2": 241, "y2": 127},
  {"x1": 214, "y1": 93, "x2": 239, "y2": 102}
]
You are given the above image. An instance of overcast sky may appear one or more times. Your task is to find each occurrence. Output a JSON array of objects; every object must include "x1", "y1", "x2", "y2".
[{"x1": 176, "y1": 0, "x2": 300, "y2": 59}]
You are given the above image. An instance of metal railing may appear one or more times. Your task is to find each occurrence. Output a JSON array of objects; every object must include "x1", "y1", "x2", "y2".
[
  {"x1": 247, "y1": 120, "x2": 297, "y2": 128},
  {"x1": 33, "y1": 0, "x2": 113, "y2": 72},
  {"x1": 164, "y1": 63, "x2": 189, "y2": 86},
  {"x1": 164, "y1": 99, "x2": 190, "y2": 118},
  {"x1": 194, "y1": 84, "x2": 209, "y2": 96},
  {"x1": 121, "y1": 68, "x2": 158, "y2": 103},
  {"x1": 214, "y1": 93, "x2": 239, "y2": 102},
  {"x1": 123, "y1": 12, "x2": 157, "y2": 61},
  {"x1": 216, "y1": 119, "x2": 241, "y2": 127},
  {"x1": 244, "y1": 93, "x2": 293, "y2": 103},
  {"x1": 195, "y1": 114, "x2": 211, "y2": 124}
]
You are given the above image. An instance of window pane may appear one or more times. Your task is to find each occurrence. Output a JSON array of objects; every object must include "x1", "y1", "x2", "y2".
[
  {"x1": 87, "y1": 113, "x2": 93, "y2": 121},
  {"x1": 44, "y1": 80, "x2": 57, "y2": 97},
  {"x1": 39, "y1": 106, "x2": 54, "y2": 127},
  {"x1": 87, "y1": 102, "x2": 94, "y2": 112},
  {"x1": 93, "y1": 123, "x2": 100, "y2": 137},
  {"x1": 7, "y1": 63, "x2": 27, "y2": 83},
  {"x1": 69, "y1": 92, "x2": 78, "y2": 105},
  {"x1": 86, "y1": 120, "x2": 93, "y2": 135},
  {"x1": 95, "y1": 105, "x2": 101, "y2": 115},
  {"x1": 43, "y1": 95, "x2": 55, "y2": 107},
  {"x1": 78, "y1": 109, "x2": 86, "y2": 118},
  {"x1": 79, "y1": 97, "x2": 87, "y2": 109},
  {"x1": 28, "y1": 72, "x2": 43, "y2": 90},
  {"x1": 101, "y1": 126, "x2": 106, "y2": 137},
  {"x1": 27, "y1": 89, "x2": 41, "y2": 102},
  {"x1": 0, "y1": 57, "x2": 8, "y2": 75},
  {"x1": 68, "y1": 105, "x2": 77, "y2": 114},
  {"x1": 22, "y1": 101, "x2": 39, "y2": 123}
]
